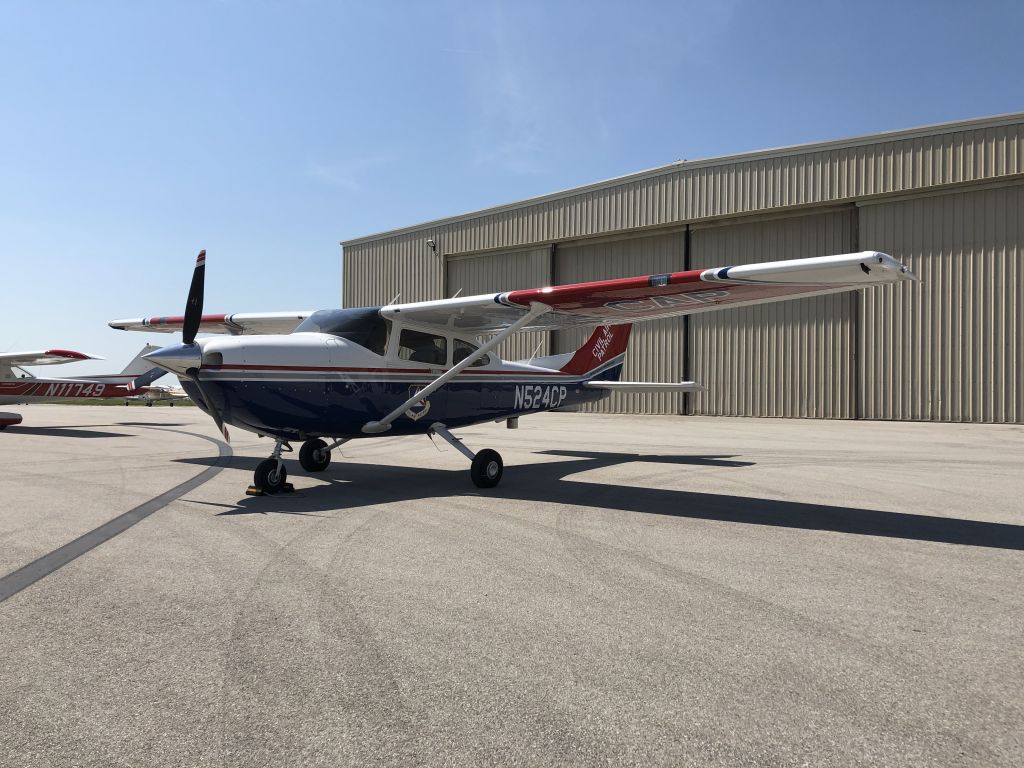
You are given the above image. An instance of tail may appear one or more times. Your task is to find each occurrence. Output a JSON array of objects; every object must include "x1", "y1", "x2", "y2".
[
  {"x1": 559, "y1": 324, "x2": 632, "y2": 377},
  {"x1": 120, "y1": 344, "x2": 163, "y2": 376}
]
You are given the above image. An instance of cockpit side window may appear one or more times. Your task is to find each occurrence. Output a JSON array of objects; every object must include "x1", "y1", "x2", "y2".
[
  {"x1": 294, "y1": 308, "x2": 390, "y2": 357},
  {"x1": 453, "y1": 339, "x2": 489, "y2": 367},
  {"x1": 364, "y1": 319, "x2": 390, "y2": 356},
  {"x1": 398, "y1": 329, "x2": 448, "y2": 365}
]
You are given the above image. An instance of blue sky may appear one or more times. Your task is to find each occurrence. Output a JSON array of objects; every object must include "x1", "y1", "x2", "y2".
[{"x1": 1, "y1": 0, "x2": 1020, "y2": 377}]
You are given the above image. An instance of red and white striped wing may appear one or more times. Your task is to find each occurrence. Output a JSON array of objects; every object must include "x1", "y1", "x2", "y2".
[
  {"x1": 380, "y1": 251, "x2": 915, "y2": 333},
  {"x1": 0, "y1": 349, "x2": 103, "y2": 367},
  {"x1": 108, "y1": 311, "x2": 314, "y2": 336}
]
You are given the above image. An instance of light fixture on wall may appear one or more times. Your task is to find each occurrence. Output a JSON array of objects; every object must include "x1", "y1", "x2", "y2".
[{"x1": 426, "y1": 238, "x2": 437, "y2": 253}]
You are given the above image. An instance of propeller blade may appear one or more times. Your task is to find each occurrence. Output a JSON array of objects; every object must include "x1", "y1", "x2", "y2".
[
  {"x1": 187, "y1": 370, "x2": 230, "y2": 443},
  {"x1": 182, "y1": 250, "x2": 206, "y2": 345}
]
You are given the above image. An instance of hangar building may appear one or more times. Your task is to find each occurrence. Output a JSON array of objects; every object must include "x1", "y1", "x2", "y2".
[{"x1": 342, "y1": 113, "x2": 1023, "y2": 424}]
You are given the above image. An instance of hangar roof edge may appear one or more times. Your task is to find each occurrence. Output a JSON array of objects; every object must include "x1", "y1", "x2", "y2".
[{"x1": 341, "y1": 111, "x2": 1024, "y2": 247}]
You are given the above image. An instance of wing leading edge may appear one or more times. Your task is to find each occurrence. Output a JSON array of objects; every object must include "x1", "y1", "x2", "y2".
[
  {"x1": 0, "y1": 350, "x2": 103, "y2": 367},
  {"x1": 382, "y1": 251, "x2": 915, "y2": 333},
  {"x1": 108, "y1": 312, "x2": 314, "y2": 336}
]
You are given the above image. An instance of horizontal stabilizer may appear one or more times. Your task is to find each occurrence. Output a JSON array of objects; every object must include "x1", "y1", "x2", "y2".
[
  {"x1": 583, "y1": 381, "x2": 704, "y2": 392},
  {"x1": 130, "y1": 367, "x2": 167, "y2": 389}
]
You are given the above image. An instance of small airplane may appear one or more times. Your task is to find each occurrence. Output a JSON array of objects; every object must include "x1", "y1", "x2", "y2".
[
  {"x1": 111, "y1": 249, "x2": 915, "y2": 494},
  {"x1": 125, "y1": 383, "x2": 190, "y2": 406},
  {"x1": 0, "y1": 344, "x2": 165, "y2": 429}
]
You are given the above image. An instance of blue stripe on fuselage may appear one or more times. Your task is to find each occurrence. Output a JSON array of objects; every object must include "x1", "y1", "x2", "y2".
[{"x1": 180, "y1": 364, "x2": 623, "y2": 439}]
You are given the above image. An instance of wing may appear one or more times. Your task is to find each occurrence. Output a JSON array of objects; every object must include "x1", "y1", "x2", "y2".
[
  {"x1": 382, "y1": 251, "x2": 915, "y2": 333},
  {"x1": 108, "y1": 311, "x2": 314, "y2": 336},
  {"x1": 0, "y1": 349, "x2": 103, "y2": 367}
]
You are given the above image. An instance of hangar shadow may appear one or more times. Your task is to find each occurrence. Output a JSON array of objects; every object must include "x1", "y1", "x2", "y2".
[{"x1": 175, "y1": 450, "x2": 1024, "y2": 551}]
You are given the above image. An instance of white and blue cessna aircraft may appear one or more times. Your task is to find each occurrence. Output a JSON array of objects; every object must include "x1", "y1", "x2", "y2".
[{"x1": 111, "y1": 250, "x2": 914, "y2": 494}]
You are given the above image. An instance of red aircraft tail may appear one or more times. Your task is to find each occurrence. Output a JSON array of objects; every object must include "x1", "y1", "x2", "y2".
[{"x1": 559, "y1": 324, "x2": 633, "y2": 376}]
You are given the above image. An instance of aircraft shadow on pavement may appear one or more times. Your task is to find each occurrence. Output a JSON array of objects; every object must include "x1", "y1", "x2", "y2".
[
  {"x1": 117, "y1": 422, "x2": 191, "y2": 428},
  {"x1": 6, "y1": 425, "x2": 135, "y2": 438},
  {"x1": 174, "y1": 449, "x2": 1024, "y2": 550}
]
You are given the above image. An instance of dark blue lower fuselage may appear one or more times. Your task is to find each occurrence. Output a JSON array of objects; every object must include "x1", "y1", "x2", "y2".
[{"x1": 181, "y1": 365, "x2": 622, "y2": 440}]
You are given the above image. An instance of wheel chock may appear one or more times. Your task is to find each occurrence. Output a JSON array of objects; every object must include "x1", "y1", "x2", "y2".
[{"x1": 245, "y1": 482, "x2": 295, "y2": 497}]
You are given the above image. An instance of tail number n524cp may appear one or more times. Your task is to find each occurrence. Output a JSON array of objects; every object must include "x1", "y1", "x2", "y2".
[{"x1": 514, "y1": 384, "x2": 567, "y2": 410}]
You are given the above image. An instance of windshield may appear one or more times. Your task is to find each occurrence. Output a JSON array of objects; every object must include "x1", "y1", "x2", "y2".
[{"x1": 294, "y1": 308, "x2": 390, "y2": 356}]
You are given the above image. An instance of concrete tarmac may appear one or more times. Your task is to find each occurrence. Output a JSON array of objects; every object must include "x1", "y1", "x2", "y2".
[{"x1": 1, "y1": 404, "x2": 1022, "y2": 767}]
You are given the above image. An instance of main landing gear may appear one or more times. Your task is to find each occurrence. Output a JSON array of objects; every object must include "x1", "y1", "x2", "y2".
[
  {"x1": 247, "y1": 437, "x2": 351, "y2": 496},
  {"x1": 430, "y1": 422, "x2": 504, "y2": 489},
  {"x1": 244, "y1": 426, "x2": 502, "y2": 496}
]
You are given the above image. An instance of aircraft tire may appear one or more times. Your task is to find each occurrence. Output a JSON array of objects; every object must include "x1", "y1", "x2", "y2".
[
  {"x1": 254, "y1": 458, "x2": 288, "y2": 494},
  {"x1": 471, "y1": 449, "x2": 503, "y2": 489},
  {"x1": 299, "y1": 439, "x2": 331, "y2": 472}
]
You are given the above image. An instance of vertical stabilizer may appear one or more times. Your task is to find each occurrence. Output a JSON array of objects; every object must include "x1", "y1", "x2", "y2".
[
  {"x1": 559, "y1": 324, "x2": 632, "y2": 376},
  {"x1": 120, "y1": 344, "x2": 163, "y2": 376}
]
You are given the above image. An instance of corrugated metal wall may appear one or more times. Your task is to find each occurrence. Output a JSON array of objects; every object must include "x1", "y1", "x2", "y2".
[
  {"x1": 340, "y1": 115, "x2": 1024, "y2": 424},
  {"x1": 859, "y1": 183, "x2": 1024, "y2": 422},
  {"x1": 553, "y1": 233, "x2": 687, "y2": 414},
  {"x1": 343, "y1": 231, "x2": 444, "y2": 308},
  {"x1": 689, "y1": 209, "x2": 858, "y2": 418},
  {"x1": 343, "y1": 115, "x2": 1024, "y2": 262},
  {"x1": 445, "y1": 246, "x2": 552, "y2": 361}
]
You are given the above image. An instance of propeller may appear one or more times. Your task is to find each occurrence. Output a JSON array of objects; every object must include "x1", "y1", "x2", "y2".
[
  {"x1": 182, "y1": 249, "x2": 206, "y2": 345},
  {"x1": 144, "y1": 249, "x2": 230, "y2": 442}
]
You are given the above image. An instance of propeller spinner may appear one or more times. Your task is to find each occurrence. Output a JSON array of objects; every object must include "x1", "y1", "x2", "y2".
[{"x1": 144, "y1": 250, "x2": 230, "y2": 442}]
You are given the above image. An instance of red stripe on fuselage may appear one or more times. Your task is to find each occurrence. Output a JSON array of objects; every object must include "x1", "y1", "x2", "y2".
[
  {"x1": 205, "y1": 364, "x2": 569, "y2": 376},
  {"x1": 0, "y1": 381, "x2": 136, "y2": 398},
  {"x1": 0, "y1": 382, "x2": 40, "y2": 396}
]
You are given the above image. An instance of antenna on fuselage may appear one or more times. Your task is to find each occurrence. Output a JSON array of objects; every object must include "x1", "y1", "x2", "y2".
[
  {"x1": 386, "y1": 292, "x2": 401, "y2": 306},
  {"x1": 527, "y1": 338, "x2": 545, "y2": 365},
  {"x1": 451, "y1": 288, "x2": 463, "y2": 298}
]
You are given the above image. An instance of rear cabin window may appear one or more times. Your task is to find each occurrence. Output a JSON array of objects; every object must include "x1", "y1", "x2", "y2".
[
  {"x1": 453, "y1": 339, "x2": 489, "y2": 367},
  {"x1": 398, "y1": 329, "x2": 448, "y2": 365}
]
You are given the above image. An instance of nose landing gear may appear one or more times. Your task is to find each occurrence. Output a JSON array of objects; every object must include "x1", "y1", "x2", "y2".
[
  {"x1": 247, "y1": 436, "x2": 352, "y2": 496},
  {"x1": 248, "y1": 439, "x2": 294, "y2": 496}
]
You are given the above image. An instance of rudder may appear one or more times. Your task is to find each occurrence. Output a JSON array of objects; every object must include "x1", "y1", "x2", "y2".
[
  {"x1": 120, "y1": 344, "x2": 163, "y2": 376},
  {"x1": 559, "y1": 324, "x2": 632, "y2": 376}
]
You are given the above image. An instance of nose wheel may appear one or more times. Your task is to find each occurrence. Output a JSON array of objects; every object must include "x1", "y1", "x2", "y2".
[
  {"x1": 253, "y1": 458, "x2": 289, "y2": 494},
  {"x1": 247, "y1": 439, "x2": 294, "y2": 496}
]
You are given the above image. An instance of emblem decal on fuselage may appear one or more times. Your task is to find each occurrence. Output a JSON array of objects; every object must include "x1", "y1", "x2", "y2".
[{"x1": 405, "y1": 386, "x2": 431, "y2": 421}]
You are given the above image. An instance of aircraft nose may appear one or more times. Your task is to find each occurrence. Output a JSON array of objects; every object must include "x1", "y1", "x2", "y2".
[{"x1": 144, "y1": 344, "x2": 203, "y2": 376}]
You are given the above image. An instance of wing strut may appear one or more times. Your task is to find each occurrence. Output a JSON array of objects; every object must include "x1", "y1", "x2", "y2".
[{"x1": 362, "y1": 302, "x2": 551, "y2": 434}]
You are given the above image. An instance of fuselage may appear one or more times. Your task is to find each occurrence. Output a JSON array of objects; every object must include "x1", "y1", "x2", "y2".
[
  {"x1": 0, "y1": 378, "x2": 142, "y2": 406},
  {"x1": 183, "y1": 331, "x2": 621, "y2": 441}
]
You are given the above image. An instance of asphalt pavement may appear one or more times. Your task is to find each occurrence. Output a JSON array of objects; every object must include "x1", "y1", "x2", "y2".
[{"x1": 1, "y1": 404, "x2": 1022, "y2": 767}]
